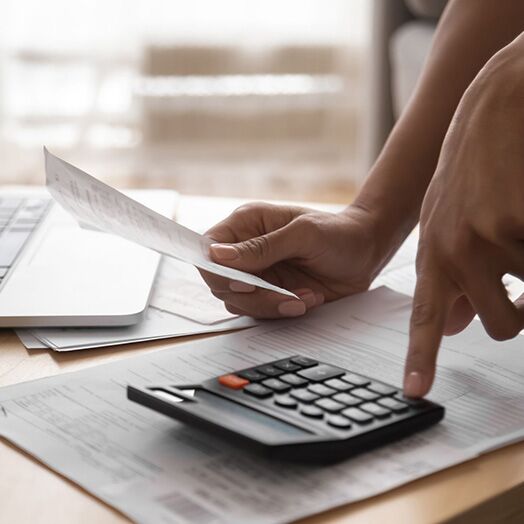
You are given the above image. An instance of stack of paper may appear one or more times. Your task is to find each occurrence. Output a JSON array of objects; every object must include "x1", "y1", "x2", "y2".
[{"x1": 16, "y1": 257, "x2": 257, "y2": 351}]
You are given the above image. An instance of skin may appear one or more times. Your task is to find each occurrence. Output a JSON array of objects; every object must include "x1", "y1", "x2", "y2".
[
  {"x1": 198, "y1": 1, "x2": 524, "y2": 397},
  {"x1": 404, "y1": 34, "x2": 524, "y2": 397}
]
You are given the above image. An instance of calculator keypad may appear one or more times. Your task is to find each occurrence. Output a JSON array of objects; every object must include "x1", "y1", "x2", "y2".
[
  {"x1": 261, "y1": 378, "x2": 290, "y2": 393},
  {"x1": 219, "y1": 355, "x2": 412, "y2": 432}
]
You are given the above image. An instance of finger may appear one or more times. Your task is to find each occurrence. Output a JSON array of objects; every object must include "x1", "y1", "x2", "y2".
[
  {"x1": 215, "y1": 288, "x2": 323, "y2": 319},
  {"x1": 462, "y1": 274, "x2": 524, "y2": 341},
  {"x1": 444, "y1": 294, "x2": 476, "y2": 336},
  {"x1": 197, "y1": 269, "x2": 235, "y2": 293},
  {"x1": 205, "y1": 202, "x2": 306, "y2": 243},
  {"x1": 224, "y1": 303, "x2": 246, "y2": 316},
  {"x1": 404, "y1": 269, "x2": 456, "y2": 398},
  {"x1": 209, "y1": 221, "x2": 305, "y2": 274}
]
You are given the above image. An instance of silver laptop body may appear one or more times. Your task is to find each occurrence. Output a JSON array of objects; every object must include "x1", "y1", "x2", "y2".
[{"x1": 0, "y1": 187, "x2": 178, "y2": 327}]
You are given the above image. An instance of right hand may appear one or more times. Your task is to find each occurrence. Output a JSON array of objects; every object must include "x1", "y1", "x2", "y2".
[{"x1": 199, "y1": 202, "x2": 391, "y2": 318}]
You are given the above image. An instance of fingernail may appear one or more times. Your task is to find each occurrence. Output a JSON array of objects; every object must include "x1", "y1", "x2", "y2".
[
  {"x1": 296, "y1": 290, "x2": 316, "y2": 308},
  {"x1": 211, "y1": 244, "x2": 238, "y2": 260},
  {"x1": 314, "y1": 292, "x2": 325, "y2": 306},
  {"x1": 230, "y1": 281, "x2": 256, "y2": 293},
  {"x1": 278, "y1": 301, "x2": 307, "y2": 317},
  {"x1": 404, "y1": 371, "x2": 424, "y2": 398}
]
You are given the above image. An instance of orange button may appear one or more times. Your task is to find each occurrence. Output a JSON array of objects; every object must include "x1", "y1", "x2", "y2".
[{"x1": 218, "y1": 374, "x2": 249, "y2": 389}]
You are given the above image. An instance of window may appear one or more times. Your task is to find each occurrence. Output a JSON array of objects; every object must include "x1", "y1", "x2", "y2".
[{"x1": 0, "y1": 0, "x2": 370, "y2": 201}]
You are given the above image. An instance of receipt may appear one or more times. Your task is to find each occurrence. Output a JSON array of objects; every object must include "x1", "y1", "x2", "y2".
[{"x1": 44, "y1": 148, "x2": 296, "y2": 298}]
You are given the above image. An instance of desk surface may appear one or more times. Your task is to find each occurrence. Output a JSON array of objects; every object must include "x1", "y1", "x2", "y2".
[{"x1": 1, "y1": 195, "x2": 524, "y2": 524}]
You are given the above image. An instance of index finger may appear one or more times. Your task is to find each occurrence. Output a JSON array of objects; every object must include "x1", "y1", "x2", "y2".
[{"x1": 404, "y1": 266, "x2": 456, "y2": 398}]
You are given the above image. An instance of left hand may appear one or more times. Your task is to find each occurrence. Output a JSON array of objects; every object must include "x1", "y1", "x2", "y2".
[{"x1": 404, "y1": 42, "x2": 524, "y2": 398}]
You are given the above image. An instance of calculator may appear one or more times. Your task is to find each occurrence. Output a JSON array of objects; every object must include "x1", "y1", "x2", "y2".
[{"x1": 127, "y1": 355, "x2": 444, "y2": 463}]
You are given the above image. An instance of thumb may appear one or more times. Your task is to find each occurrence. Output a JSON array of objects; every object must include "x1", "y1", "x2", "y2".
[{"x1": 209, "y1": 223, "x2": 300, "y2": 273}]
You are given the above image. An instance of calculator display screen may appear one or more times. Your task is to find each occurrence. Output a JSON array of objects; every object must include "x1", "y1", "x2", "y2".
[{"x1": 175, "y1": 388, "x2": 311, "y2": 439}]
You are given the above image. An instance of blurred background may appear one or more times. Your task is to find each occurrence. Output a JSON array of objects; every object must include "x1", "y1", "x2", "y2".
[{"x1": 0, "y1": 0, "x2": 429, "y2": 204}]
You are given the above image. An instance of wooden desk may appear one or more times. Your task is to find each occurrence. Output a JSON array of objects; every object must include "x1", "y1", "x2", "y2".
[{"x1": 1, "y1": 195, "x2": 524, "y2": 524}]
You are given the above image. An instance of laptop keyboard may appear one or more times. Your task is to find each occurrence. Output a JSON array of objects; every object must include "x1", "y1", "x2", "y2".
[{"x1": 0, "y1": 197, "x2": 52, "y2": 283}]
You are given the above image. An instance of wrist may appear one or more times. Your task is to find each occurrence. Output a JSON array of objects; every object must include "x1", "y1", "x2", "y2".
[{"x1": 338, "y1": 197, "x2": 410, "y2": 275}]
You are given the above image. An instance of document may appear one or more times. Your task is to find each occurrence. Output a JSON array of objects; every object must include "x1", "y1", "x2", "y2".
[
  {"x1": 26, "y1": 307, "x2": 256, "y2": 351},
  {"x1": 149, "y1": 258, "x2": 237, "y2": 325},
  {"x1": 2, "y1": 287, "x2": 524, "y2": 523},
  {"x1": 44, "y1": 148, "x2": 296, "y2": 298}
]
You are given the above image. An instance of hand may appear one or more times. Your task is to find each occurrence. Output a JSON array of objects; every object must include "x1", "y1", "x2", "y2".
[
  {"x1": 404, "y1": 44, "x2": 524, "y2": 398},
  {"x1": 199, "y1": 202, "x2": 389, "y2": 319}
]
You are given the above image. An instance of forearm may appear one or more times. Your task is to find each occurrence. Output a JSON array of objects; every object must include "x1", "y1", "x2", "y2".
[{"x1": 353, "y1": 0, "x2": 524, "y2": 256}]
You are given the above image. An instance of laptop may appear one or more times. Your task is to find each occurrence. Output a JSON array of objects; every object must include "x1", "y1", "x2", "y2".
[{"x1": 0, "y1": 187, "x2": 178, "y2": 327}]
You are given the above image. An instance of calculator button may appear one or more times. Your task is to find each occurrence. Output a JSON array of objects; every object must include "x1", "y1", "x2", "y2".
[
  {"x1": 290, "y1": 356, "x2": 318, "y2": 368},
  {"x1": 377, "y1": 397, "x2": 409, "y2": 413},
  {"x1": 340, "y1": 373, "x2": 370, "y2": 387},
  {"x1": 244, "y1": 383, "x2": 273, "y2": 398},
  {"x1": 218, "y1": 374, "x2": 249, "y2": 389},
  {"x1": 332, "y1": 393, "x2": 361, "y2": 406},
  {"x1": 327, "y1": 415, "x2": 352, "y2": 429},
  {"x1": 279, "y1": 373, "x2": 308, "y2": 387},
  {"x1": 394, "y1": 394, "x2": 426, "y2": 407},
  {"x1": 256, "y1": 365, "x2": 283, "y2": 377},
  {"x1": 290, "y1": 389, "x2": 319, "y2": 403},
  {"x1": 314, "y1": 398, "x2": 345, "y2": 413},
  {"x1": 350, "y1": 388, "x2": 380, "y2": 401},
  {"x1": 300, "y1": 405, "x2": 324, "y2": 419},
  {"x1": 368, "y1": 382, "x2": 398, "y2": 396},
  {"x1": 238, "y1": 369, "x2": 266, "y2": 381},
  {"x1": 274, "y1": 360, "x2": 301, "y2": 372},
  {"x1": 261, "y1": 378, "x2": 291, "y2": 393},
  {"x1": 308, "y1": 384, "x2": 336, "y2": 397},
  {"x1": 324, "y1": 378, "x2": 352, "y2": 392},
  {"x1": 341, "y1": 407, "x2": 373, "y2": 424},
  {"x1": 360, "y1": 402, "x2": 391, "y2": 418},
  {"x1": 298, "y1": 364, "x2": 344, "y2": 382},
  {"x1": 274, "y1": 395, "x2": 298, "y2": 409}
]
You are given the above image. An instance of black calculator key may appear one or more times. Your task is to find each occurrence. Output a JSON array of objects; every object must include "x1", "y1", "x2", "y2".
[
  {"x1": 332, "y1": 392, "x2": 361, "y2": 406},
  {"x1": 274, "y1": 395, "x2": 298, "y2": 409},
  {"x1": 261, "y1": 378, "x2": 291, "y2": 393},
  {"x1": 290, "y1": 389, "x2": 319, "y2": 403},
  {"x1": 314, "y1": 398, "x2": 345, "y2": 413},
  {"x1": 279, "y1": 373, "x2": 308, "y2": 387},
  {"x1": 290, "y1": 356, "x2": 318, "y2": 368},
  {"x1": 308, "y1": 383, "x2": 336, "y2": 397},
  {"x1": 368, "y1": 382, "x2": 397, "y2": 396},
  {"x1": 300, "y1": 405, "x2": 324, "y2": 419},
  {"x1": 244, "y1": 383, "x2": 273, "y2": 398},
  {"x1": 394, "y1": 394, "x2": 426, "y2": 407},
  {"x1": 298, "y1": 364, "x2": 344, "y2": 382},
  {"x1": 257, "y1": 365, "x2": 283, "y2": 377},
  {"x1": 351, "y1": 388, "x2": 380, "y2": 401},
  {"x1": 274, "y1": 360, "x2": 301, "y2": 372},
  {"x1": 360, "y1": 402, "x2": 391, "y2": 418},
  {"x1": 340, "y1": 373, "x2": 370, "y2": 387},
  {"x1": 327, "y1": 415, "x2": 352, "y2": 429},
  {"x1": 377, "y1": 397, "x2": 409, "y2": 413},
  {"x1": 324, "y1": 378, "x2": 352, "y2": 392},
  {"x1": 238, "y1": 369, "x2": 266, "y2": 381},
  {"x1": 341, "y1": 407, "x2": 374, "y2": 424}
]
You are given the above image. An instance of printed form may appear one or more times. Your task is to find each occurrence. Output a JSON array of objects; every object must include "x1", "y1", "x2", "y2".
[
  {"x1": 1, "y1": 287, "x2": 524, "y2": 523},
  {"x1": 44, "y1": 148, "x2": 296, "y2": 298}
]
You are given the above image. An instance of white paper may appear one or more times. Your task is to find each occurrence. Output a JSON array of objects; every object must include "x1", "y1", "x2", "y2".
[
  {"x1": 44, "y1": 148, "x2": 296, "y2": 298},
  {"x1": 3, "y1": 287, "x2": 524, "y2": 523},
  {"x1": 149, "y1": 258, "x2": 237, "y2": 325},
  {"x1": 14, "y1": 330, "x2": 48, "y2": 349},
  {"x1": 27, "y1": 307, "x2": 256, "y2": 351}
]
